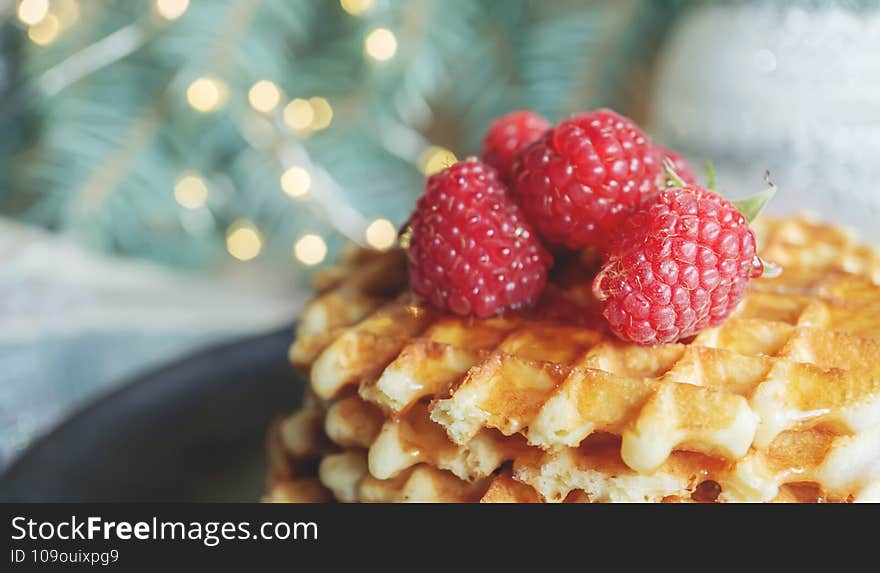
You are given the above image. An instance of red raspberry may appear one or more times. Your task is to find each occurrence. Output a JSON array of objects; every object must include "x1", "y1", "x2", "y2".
[
  {"x1": 656, "y1": 145, "x2": 699, "y2": 186},
  {"x1": 592, "y1": 186, "x2": 762, "y2": 345},
  {"x1": 513, "y1": 109, "x2": 663, "y2": 250},
  {"x1": 482, "y1": 110, "x2": 551, "y2": 184},
  {"x1": 407, "y1": 158, "x2": 552, "y2": 318}
]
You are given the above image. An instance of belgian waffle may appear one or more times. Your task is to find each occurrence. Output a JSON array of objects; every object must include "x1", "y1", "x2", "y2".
[{"x1": 268, "y1": 217, "x2": 880, "y2": 503}]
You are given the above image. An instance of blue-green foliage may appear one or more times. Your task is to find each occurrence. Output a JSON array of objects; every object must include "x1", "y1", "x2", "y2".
[{"x1": 0, "y1": 0, "x2": 688, "y2": 269}]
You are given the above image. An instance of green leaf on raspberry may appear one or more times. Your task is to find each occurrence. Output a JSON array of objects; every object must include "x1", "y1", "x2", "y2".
[
  {"x1": 732, "y1": 184, "x2": 776, "y2": 223},
  {"x1": 705, "y1": 161, "x2": 717, "y2": 191}
]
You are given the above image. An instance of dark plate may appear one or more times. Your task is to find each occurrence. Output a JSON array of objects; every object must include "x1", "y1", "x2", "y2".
[{"x1": 0, "y1": 326, "x2": 302, "y2": 502}]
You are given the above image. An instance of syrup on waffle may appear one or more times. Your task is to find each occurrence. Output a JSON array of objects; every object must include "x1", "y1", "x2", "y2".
[{"x1": 269, "y1": 217, "x2": 880, "y2": 503}]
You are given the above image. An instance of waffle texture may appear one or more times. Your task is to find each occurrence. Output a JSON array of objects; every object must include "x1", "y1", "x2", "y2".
[{"x1": 267, "y1": 217, "x2": 880, "y2": 503}]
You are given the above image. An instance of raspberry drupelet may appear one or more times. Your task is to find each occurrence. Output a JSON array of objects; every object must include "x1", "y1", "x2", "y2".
[
  {"x1": 481, "y1": 110, "x2": 551, "y2": 184},
  {"x1": 512, "y1": 108, "x2": 664, "y2": 250},
  {"x1": 406, "y1": 158, "x2": 552, "y2": 318},
  {"x1": 592, "y1": 185, "x2": 763, "y2": 346}
]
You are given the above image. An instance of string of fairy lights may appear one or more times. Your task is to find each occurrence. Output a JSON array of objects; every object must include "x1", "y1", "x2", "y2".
[{"x1": 13, "y1": 0, "x2": 459, "y2": 267}]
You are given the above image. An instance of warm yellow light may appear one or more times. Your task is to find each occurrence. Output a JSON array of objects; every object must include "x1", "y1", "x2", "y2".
[
  {"x1": 309, "y1": 97, "x2": 333, "y2": 130},
  {"x1": 283, "y1": 98, "x2": 314, "y2": 130},
  {"x1": 17, "y1": 0, "x2": 49, "y2": 26},
  {"x1": 365, "y1": 28, "x2": 397, "y2": 61},
  {"x1": 186, "y1": 76, "x2": 226, "y2": 113},
  {"x1": 248, "y1": 80, "x2": 282, "y2": 114},
  {"x1": 420, "y1": 146, "x2": 457, "y2": 176},
  {"x1": 294, "y1": 234, "x2": 328, "y2": 266},
  {"x1": 54, "y1": 0, "x2": 80, "y2": 28},
  {"x1": 365, "y1": 218, "x2": 397, "y2": 251},
  {"x1": 226, "y1": 221, "x2": 263, "y2": 261},
  {"x1": 340, "y1": 0, "x2": 373, "y2": 16},
  {"x1": 27, "y1": 13, "x2": 60, "y2": 46},
  {"x1": 155, "y1": 0, "x2": 189, "y2": 21},
  {"x1": 173, "y1": 174, "x2": 208, "y2": 209},
  {"x1": 280, "y1": 166, "x2": 311, "y2": 198}
]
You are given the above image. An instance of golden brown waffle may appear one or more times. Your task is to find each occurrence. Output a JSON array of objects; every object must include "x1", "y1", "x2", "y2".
[
  {"x1": 263, "y1": 406, "x2": 333, "y2": 503},
  {"x1": 269, "y1": 216, "x2": 880, "y2": 503}
]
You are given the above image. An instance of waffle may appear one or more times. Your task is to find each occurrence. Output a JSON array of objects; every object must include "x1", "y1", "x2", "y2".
[
  {"x1": 269, "y1": 216, "x2": 880, "y2": 503},
  {"x1": 262, "y1": 405, "x2": 333, "y2": 503}
]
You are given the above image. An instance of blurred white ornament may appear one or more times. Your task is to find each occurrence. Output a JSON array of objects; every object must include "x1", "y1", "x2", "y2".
[{"x1": 652, "y1": 2, "x2": 880, "y2": 242}]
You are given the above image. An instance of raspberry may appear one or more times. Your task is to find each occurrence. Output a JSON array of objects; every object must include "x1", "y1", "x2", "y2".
[
  {"x1": 407, "y1": 158, "x2": 552, "y2": 318},
  {"x1": 482, "y1": 110, "x2": 551, "y2": 184},
  {"x1": 656, "y1": 145, "x2": 699, "y2": 186},
  {"x1": 592, "y1": 185, "x2": 762, "y2": 345},
  {"x1": 512, "y1": 109, "x2": 663, "y2": 250}
]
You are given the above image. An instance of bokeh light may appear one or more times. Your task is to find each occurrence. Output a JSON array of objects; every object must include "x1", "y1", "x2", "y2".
[
  {"x1": 365, "y1": 28, "x2": 397, "y2": 61},
  {"x1": 17, "y1": 0, "x2": 49, "y2": 26},
  {"x1": 54, "y1": 0, "x2": 80, "y2": 28},
  {"x1": 280, "y1": 166, "x2": 311, "y2": 198},
  {"x1": 294, "y1": 234, "x2": 328, "y2": 266},
  {"x1": 283, "y1": 98, "x2": 314, "y2": 130},
  {"x1": 309, "y1": 97, "x2": 333, "y2": 130},
  {"x1": 226, "y1": 221, "x2": 263, "y2": 261},
  {"x1": 340, "y1": 0, "x2": 373, "y2": 16},
  {"x1": 248, "y1": 80, "x2": 282, "y2": 114},
  {"x1": 27, "y1": 13, "x2": 60, "y2": 46},
  {"x1": 365, "y1": 219, "x2": 397, "y2": 250},
  {"x1": 155, "y1": 0, "x2": 189, "y2": 21},
  {"x1": 173, "y1": 174, "x2": 209, "y2": 209},
  {"x1": 186, "y1": 76, "x2": 226, "y2": 113}
]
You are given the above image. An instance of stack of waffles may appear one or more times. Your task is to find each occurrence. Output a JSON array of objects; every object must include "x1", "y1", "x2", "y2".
[{"x1": 264, "y1": 217, "x2": 880, "y2": 503}]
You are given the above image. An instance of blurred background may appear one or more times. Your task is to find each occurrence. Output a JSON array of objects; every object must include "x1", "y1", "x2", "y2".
[{"x1": 1, "y1": 0, "x2": 879, "y2": 469}]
